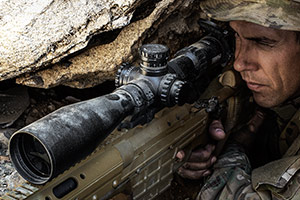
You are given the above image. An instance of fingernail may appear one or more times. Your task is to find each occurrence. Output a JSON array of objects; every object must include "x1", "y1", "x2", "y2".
[
  {"x1": 211, "y1": 156, "x2": 217, "y2": 163},
  {"x1": 211, "y1": 145, "x2": 215, "y2": 151},
  {"x1": 176, "y1": 151, "x2": 184, "y2": 160},
  {"x1": 203, "y1": 170, "x2": 211, "y2": 176},
  {"x1": 248, "y1": 124, "x2": 255, "y2": 132}
]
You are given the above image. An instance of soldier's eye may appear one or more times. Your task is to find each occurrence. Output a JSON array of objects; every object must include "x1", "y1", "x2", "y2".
[
  {"x1": 246, "y1": 37, "x2": 277, "y2": 48},
  {"x1": 256, "y1": 39, "x2": 276, "y2": 47}
]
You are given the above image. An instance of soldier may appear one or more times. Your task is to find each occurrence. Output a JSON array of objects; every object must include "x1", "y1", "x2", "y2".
[{"x1": 176, "y1": 0, "x2": 300, "y2": 199}]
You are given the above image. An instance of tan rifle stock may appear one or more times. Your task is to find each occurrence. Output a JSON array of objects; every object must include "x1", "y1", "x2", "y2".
[{"x1": 25, "y1": 105, "x2": 207, "y2": 200}]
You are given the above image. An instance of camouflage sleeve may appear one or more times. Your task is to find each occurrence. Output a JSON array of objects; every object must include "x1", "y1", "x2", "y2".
[{"x1": 196, "y1": 143, "x2": 270, "y2": 200}]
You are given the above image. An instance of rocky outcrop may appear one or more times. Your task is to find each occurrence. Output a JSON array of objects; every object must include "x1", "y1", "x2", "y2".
[
  {"x1": 1, "y1": 0, "x2": 204, "y2": 88},
  {"x1": 0, "y1": 0, "x2": 137, "y2": 81}
]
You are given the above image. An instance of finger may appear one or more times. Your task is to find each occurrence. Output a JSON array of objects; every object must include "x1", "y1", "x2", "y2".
[
  {"x1": 177, "y1": 168, "x2": 212, "y2": 180},
  {"x1": 189, "y1": 144, "x2": 215, "y2": 162},
  {"x1": 183, "y1": 156, "x2": 217, "y2": 170},
  {"x1": 176, "y1": 150, "x2": 185, "y2": 161},
  {"x1": 247, "y1": 110, "x2": 266, "y2": 133},
  {"x1": 209, "y1": 120, "x2": 226, "y2": 140}
]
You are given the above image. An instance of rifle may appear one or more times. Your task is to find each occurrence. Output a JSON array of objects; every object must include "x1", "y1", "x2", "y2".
[{"x1": 5, "y1": 20, "x2": 245, "y2": 200}]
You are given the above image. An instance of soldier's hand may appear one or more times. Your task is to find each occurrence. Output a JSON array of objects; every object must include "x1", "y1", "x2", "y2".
[{"x1": 176, "y1": 120, "x2": 225, "y2": 180}]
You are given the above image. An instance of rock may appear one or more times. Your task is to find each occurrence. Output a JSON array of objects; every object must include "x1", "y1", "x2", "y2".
[
  {"x1": 4, "y1": 170, "x2": 26, "y2": 195},
  {"x1": 0, "y1": 151, "x2": 26, "y2": 197},
  {"x1": 0, "y1": 133, "x2": 9, "y2": 147},
  {"x1": 0, "y1": 156, "x2": 9, "y2": 161},
  {"x1": 0, "y1": 0, "x2": 138, "y2": 82},
  {"x1": 65, "y1": 96, "x2": 81, "y2": 103},
  {"x1": 15, "y1": 0, "x2": 205, "y2": 88},
  {"x1": 0, "y1": 86, "x2": 30, "y2": 127}
]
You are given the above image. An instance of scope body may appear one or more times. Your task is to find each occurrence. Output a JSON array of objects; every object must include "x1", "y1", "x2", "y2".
[
  {"x1": 9, "y1": 89, "x2": 139, "y2": 184},
  {"x1": 9, "y1": 20, "x2": 234, "y2": 184}
]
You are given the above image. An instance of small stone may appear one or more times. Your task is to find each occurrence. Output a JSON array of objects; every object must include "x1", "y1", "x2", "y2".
[
  {"x1": 65, "y1": 96, "x2": 81, "y2": 103},
  {"x1": 31, "y1": 108, "x2": 39, "y2": 115},
  {"x1": 47, "y1": 103, "x2": 56, "y2": 112},
  {"x1": 0, "y1": 156, "x2": 9, "y2": 161},
  {"x1": 0, "y1": 133, "x2": 9, "y2": 147}
]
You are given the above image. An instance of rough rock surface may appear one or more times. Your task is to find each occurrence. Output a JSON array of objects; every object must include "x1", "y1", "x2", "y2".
[
  {"x1": 14, "y1": 0, "x2": 204, "y2": 88},
  {"x1": 0, "y1": 0, "x2": 138, "y2": 82}
]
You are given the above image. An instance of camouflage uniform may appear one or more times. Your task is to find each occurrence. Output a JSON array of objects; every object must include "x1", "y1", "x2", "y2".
[
  {"x1": 197, "y1": 99, "x2": 300, "y2": 200},
  {"x1": 200, "y1": 0, "x2": 300, "y2": 31},
  {"x1": 196, "y1": 0, "x2": 300, "y2": 199}
]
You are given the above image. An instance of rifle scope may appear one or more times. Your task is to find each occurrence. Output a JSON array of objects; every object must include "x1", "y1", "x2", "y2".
[{"x1": 9, "y1": 21, "x2": 233, "y2": 184}]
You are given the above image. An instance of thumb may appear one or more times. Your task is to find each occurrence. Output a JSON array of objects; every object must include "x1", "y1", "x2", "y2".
[
  {"x1": 209, "y1": 120, "x2": 226, "y2": 140},
  {"x1": 176, "y1": 150, "x2": 185, "y2": 161}
]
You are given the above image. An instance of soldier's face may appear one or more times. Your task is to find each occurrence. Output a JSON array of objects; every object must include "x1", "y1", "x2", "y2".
[{"x1": 230, "y1": 21, "x2": 300, "y2": 108}]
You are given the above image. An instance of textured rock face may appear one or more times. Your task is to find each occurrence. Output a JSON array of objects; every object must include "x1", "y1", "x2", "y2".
[
  {"x1": 1, "y1": 0, "x2": 204, "y2": 88},
  {"x1": 0, "y1": 0, "x2": 136, "y2": 81}
]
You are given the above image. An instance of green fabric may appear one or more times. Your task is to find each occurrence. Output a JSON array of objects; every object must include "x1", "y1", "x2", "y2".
[
  {"x1": 196, "y1": 144, "x2": 300, "y2": 200},
  {"x1": 197, "y1": 144, "x2": 264, "y2": 200},
  {"x1": 253, "y1": 156, "x2": 300, "y2": 200}
]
